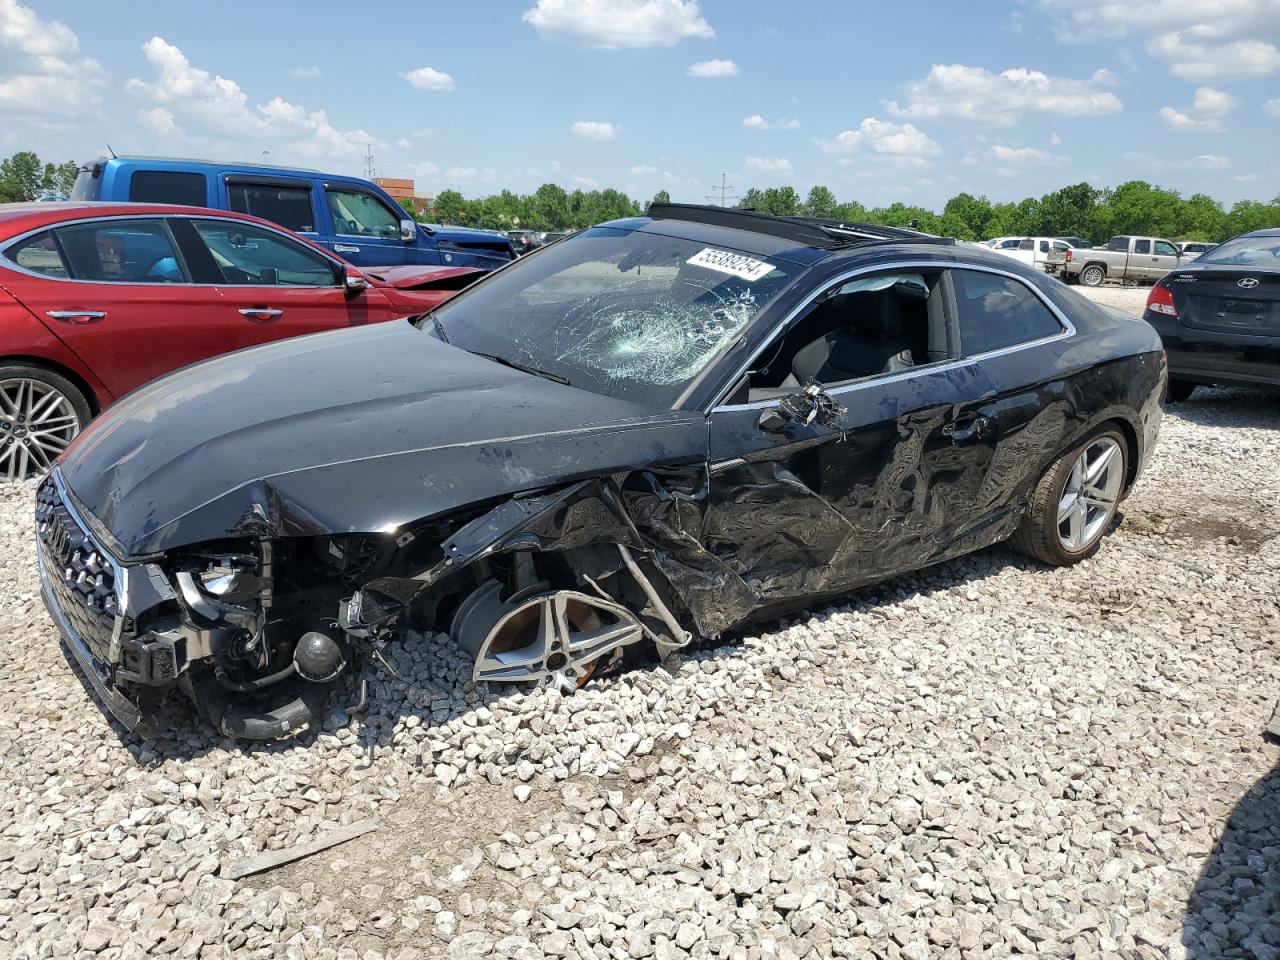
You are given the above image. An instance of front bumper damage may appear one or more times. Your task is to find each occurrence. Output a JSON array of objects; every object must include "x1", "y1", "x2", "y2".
[{"x1": 36, "y1": 472, "x2": 342, "y2": 739}]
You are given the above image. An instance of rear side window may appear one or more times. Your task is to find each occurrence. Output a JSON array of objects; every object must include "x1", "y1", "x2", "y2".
[
  {"x1": 952, "y1": 270, "x2": 1064, "y2": 356},
  {"x1": 191, "y1": 220, "x2": 336, "y2": 286},
  {"x1": 129, "y1": 171, "x2": 207, "y2": 207},
  {"x1": 54, "y1": 220, "x2": 187, "y2": 283},
  {"x1": 227, "y1": 182, "x2": 315, "y2": 232},
  {"x1": 6, "y1": 231, "x2": 68, "y2": 278},
  {"x1": 1133, "y1": 239, "x2": 1151, "y2": 254},
  {"x1": 1017, "y1": 239, "x2": 1033, "y2": 250}
]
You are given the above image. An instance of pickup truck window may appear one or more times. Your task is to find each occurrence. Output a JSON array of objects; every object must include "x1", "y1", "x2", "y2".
[
  {"x1": 1154, "y1": 240, "x2": 1177, "y2": 257},
  {"x1": 326, "y1": 189, "x2": 401, "y2": 239},
  {"x1": 228, "y1": 183, "x2": 315, "y2": 233},
  {"x1": 1107, "y1": 237, "x2": 1129, "y2": 252},
  {"x1": 129, "y1": 171, "x2": 206, "y2": 207},
  {"x1": 1133, "y1": 239, "x2": 1151, "y2": 254},
  {"x1": 191, "y1": 220, "x2": 336, "y2": 286},
  {"x1": 952, "y1": 269, "x2": 1063, "y2": 356}
]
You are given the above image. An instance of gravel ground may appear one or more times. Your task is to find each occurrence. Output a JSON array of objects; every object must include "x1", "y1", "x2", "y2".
[{"x1": 1, "y1": 293, "x2": 1277, "y2": 958}]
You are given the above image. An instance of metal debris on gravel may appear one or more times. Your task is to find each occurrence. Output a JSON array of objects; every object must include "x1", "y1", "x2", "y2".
[{"x1": 0, "y1": 286, "x2": 1276, "y2": 959}]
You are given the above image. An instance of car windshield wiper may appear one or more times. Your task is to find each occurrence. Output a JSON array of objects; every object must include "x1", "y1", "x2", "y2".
[
  {"x1": 475, "y1": 352, "x2": 570, "y2": 385},
  {"x1": 426, "y1": 312, "x2": 449, "y2": 343}
]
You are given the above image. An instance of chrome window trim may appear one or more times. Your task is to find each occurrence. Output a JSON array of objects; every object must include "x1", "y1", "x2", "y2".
[
  {"x1": 0, "y1": 212, "x2": 346, "y2": 288},
  {"x1": 709, "y1": 259, "x2": 1076, "y2": 412}
]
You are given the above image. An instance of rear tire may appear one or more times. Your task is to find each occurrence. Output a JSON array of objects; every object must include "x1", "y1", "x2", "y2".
[
  {"x1": 1080, "y1": 264, "x2": 1106, "y2": 287},
  {"x1": 1010, "y1": 428, "x2": 1128, "y2": 566},
  {"x1": 1165, "y1": 378, "x2": 1196, "y2": 403},
  {"x1": 0, "y1": 363, "x2": 91, "y2": 481}
]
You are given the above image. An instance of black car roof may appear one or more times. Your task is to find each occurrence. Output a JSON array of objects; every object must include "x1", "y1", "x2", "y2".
[{"x1": 646, "y1": 203, "x2": 954, "y2": 252}]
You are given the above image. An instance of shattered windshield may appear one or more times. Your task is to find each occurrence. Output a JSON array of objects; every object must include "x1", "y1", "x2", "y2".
[{"x1": 426, "y1": 226, "x2": 801, "y2": 406}]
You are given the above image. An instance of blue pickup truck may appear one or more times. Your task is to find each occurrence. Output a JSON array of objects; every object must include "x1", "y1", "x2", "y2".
[{"x1": 70, "y1": 156, "x2": 515, "y2": 271}]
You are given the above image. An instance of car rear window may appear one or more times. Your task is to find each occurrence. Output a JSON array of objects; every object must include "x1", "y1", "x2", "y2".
[
  {"x1": 227, "y1": 182, "x2": 315, "y2": 233},
  {"x1": 54, "y1": 219, "x2": 188, "y2": 283},
  {"x1": 5, "y1": 231, "x2": 68, "y2": 278},
  {"x1": 129, "y1": 171, "x2": 207, "y2": 207}
]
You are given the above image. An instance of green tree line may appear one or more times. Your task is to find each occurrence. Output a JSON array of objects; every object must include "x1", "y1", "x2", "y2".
[
  {"x1": 421, "y1": 179, "x2": 1278, "y2": 244},
  {"x1": 0, "y1": 151, "x2": 79, "y2": 202}
]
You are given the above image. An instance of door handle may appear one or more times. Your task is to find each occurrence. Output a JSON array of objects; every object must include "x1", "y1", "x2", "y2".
[
  {"x1": 238, "y1": 307, "x2": 283, "y2": 320},
  {"x1": 46, "y1": 310, "x2": 105, "y2": 324},
  {"x1": 943, "y1": 415, "x2": 991, "y2": 443}
]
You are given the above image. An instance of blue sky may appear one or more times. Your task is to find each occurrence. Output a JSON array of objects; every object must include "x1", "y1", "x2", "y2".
[{"x1": 2, "y1": 0, "x2": 1278, "y2": 207}]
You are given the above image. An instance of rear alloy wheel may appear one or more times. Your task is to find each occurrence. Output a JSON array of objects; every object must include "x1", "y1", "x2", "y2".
[
  {"x1": 0, "y1": 366, "x2": 90, "y2": 482},
  {"x1": 1165, "y1": 379, "x2": 1196, "y2": 403},
  {"x1": 1011, "y1": 429, "x2": 1127, "y2": 566},
  {"x1": 1080, "y1": 264, "x2": 1106, "y2": 287}
]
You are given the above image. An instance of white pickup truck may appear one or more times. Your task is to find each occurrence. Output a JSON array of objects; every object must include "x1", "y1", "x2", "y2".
[
  {"x1": 1051, "y1": 235, "x2": 1186, "y2": 286},
  {"x1": 991, "y1": 237, "x2": 1071, "y2": 273}
]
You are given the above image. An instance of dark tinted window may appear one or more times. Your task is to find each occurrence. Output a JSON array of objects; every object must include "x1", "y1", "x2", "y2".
[
  {"x1": 227, "y1": 182, "x2": 315, "y2": 232},
  {"x1": 952, "y1": 270, "x2": 1063, "y2": 356},
  {"x1": 7, "y1": 231, "x2": 68, "y2": 278},
  {"x1": 1133, "y1": 239, "x2": 1151, "y2": 254},
  {"x1": 129, "y1": 171, "x2": 207, "y2": 206},
  {"x1": 54, "y1": 220, "x2": 187, "y2": 283},
  {"x1": 1107, "y1": 237, "x2": 1129, "y2": 251},
  {"x1": 191, "y1": 220, "x2": 335, "y2": 286}
]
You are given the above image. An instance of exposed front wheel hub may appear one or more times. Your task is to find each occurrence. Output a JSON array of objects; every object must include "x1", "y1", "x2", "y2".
[{"x1": 452, "y1": 582, "x2": 645, "y2": 693}]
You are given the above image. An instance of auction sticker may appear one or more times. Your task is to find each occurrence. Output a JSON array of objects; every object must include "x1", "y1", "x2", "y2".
[{"x1": 686, "y1": 247, "x2": 775, "y2": 282}]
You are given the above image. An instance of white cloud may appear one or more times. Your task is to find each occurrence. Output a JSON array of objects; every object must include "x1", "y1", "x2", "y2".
[
  {"x1": 991, "y1": 144, "x2": 1051, "y2": 162},
  {"x1": 1049, "y1": 131, "x2": 1062, "y2": 146},
  {"x1": 571, "y1": 119, "x2": 618, "y2": 140},
  {"x1": 0, "y1": 0, "x2": 106, "y2": 117},
  {"x1": 887, "y1": 64, "x2": 1123, "y2": 124},
  {"x1": 414, "y1": 161, "x2": 440, "y2": 176},
  {"x1": 401, "y1": 66, "x2": 455, "y2": 91},
  {"x1": 395, "y1": 137, "x2": 412, "y2": 150},
  {"x1": 1266, "y1": 98, "x2": 1280, "y2": 116},
  {"x1": 630, "y1": 163, "x2": 659, "y2": 174},
  {"x1": 1191, "y1": 153, "x2": 1231, "y2": 169},
  {"x1": 1159, "y1": 86, "x2": 1238, "y2": 131},
  {"x1": 687, "y1": 58, "x2": 737, "y2": 77},
  {"x1": 139, "y1": 106, "x2": 181, "y2": 135},
  {"x1": 744, "y1": 155, "x2": 792, "y2": 174},
  {"x1": 443, "y1": 166, "x2": 478, "y2": 180},
  {"x1": 1193, "y1": 86, "x2": 1237, "y2": 116},
  {"x1": 1042, "y1": 0, "x2": 1280, "y2": 79},
  {"x1": 570, "y1": 174, "x2": 600, "y2": 189},
  {"x1": 126, "y1": 37, "x2": 378, "y2": 158},
  {"x1": 742, "y1": 114, "x2": 799, "y2": 130},
  {"x1": 0, "y1": 0, "x2": 78, "y2": 57},
  {"x1": 816, "y1": 117, "x2": 942, "y2": 161},
  {"x1": 523, "y1": 0, "x2": 713, "y2": 48},
  {"x1": 289, "y1": 65, "x2": 321, "y2": 79}
]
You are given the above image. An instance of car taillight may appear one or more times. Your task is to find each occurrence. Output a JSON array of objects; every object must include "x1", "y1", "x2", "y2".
[
  {"x1": 1147, "y1": 285, "x2": 1177, "y2": 317},
  {"x1": 1065, "y1": 249, "x2": 1073, "y2": 262}
]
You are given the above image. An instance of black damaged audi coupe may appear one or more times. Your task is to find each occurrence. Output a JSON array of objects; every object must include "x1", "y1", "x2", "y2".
[{"x1": 37, "y1": 204, "x2": 1165, "y2": 739}]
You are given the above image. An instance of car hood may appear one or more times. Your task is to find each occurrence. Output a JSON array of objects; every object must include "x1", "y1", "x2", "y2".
[
  {"x1": 57, "y1": 321, "x2": 703, "y2": 557},
  {"x1": 361, "y1": 265, "x2": 481, "y2": 290}
]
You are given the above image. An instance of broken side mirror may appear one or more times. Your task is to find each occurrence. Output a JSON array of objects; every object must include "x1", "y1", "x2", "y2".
[{"x1": 757, "y1": 406, "x2": 791, "y2": 432}]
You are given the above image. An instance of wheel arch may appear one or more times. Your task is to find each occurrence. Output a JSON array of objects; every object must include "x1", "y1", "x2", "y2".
[{"x1": 0, "y1": 354, "x2": 106, "y2": 416}]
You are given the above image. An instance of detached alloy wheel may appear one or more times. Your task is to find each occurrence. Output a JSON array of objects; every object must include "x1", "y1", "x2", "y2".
[
  {"x1": 0, "y1": 366, "x2": 90, "y2": 481},
  {"x1": 1080, "y1": 265, "x2": 1106, "y2": 287},
  {"x1": 1011, "y1": 429, "x2": 1127, "y2": 566}
]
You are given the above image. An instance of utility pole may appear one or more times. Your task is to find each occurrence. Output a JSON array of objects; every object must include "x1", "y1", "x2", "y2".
[
  {"x1": 706, "y1": 173, "x2": 737, "y2": 207},
  {"x1": 361, "y1": 142, "x2": 377, "y2": 181}
]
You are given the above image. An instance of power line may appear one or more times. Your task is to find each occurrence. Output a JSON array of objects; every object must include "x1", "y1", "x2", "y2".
[{"x1": 706, "y1": 173, "x2": 737, "y2": 207}]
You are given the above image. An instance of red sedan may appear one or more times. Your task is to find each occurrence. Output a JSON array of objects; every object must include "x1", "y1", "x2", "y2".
[{"x1": 0, "y1": 202, "x2": 479, "y2": 480}]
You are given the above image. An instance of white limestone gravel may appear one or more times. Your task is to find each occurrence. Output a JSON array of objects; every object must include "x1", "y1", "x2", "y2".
[{"x1": 0, "y1": 302, "x2": 1277, "y2": 958}]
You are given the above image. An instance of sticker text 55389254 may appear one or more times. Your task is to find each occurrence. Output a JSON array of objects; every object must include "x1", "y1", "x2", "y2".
[{"x1": 686, "y1": 247, "x2": 775, "y2": 283}]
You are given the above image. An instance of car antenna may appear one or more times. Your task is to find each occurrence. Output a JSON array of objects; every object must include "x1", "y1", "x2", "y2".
[{"x1": 105, "y1": 144, "x2": 117, "y2": 159}]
